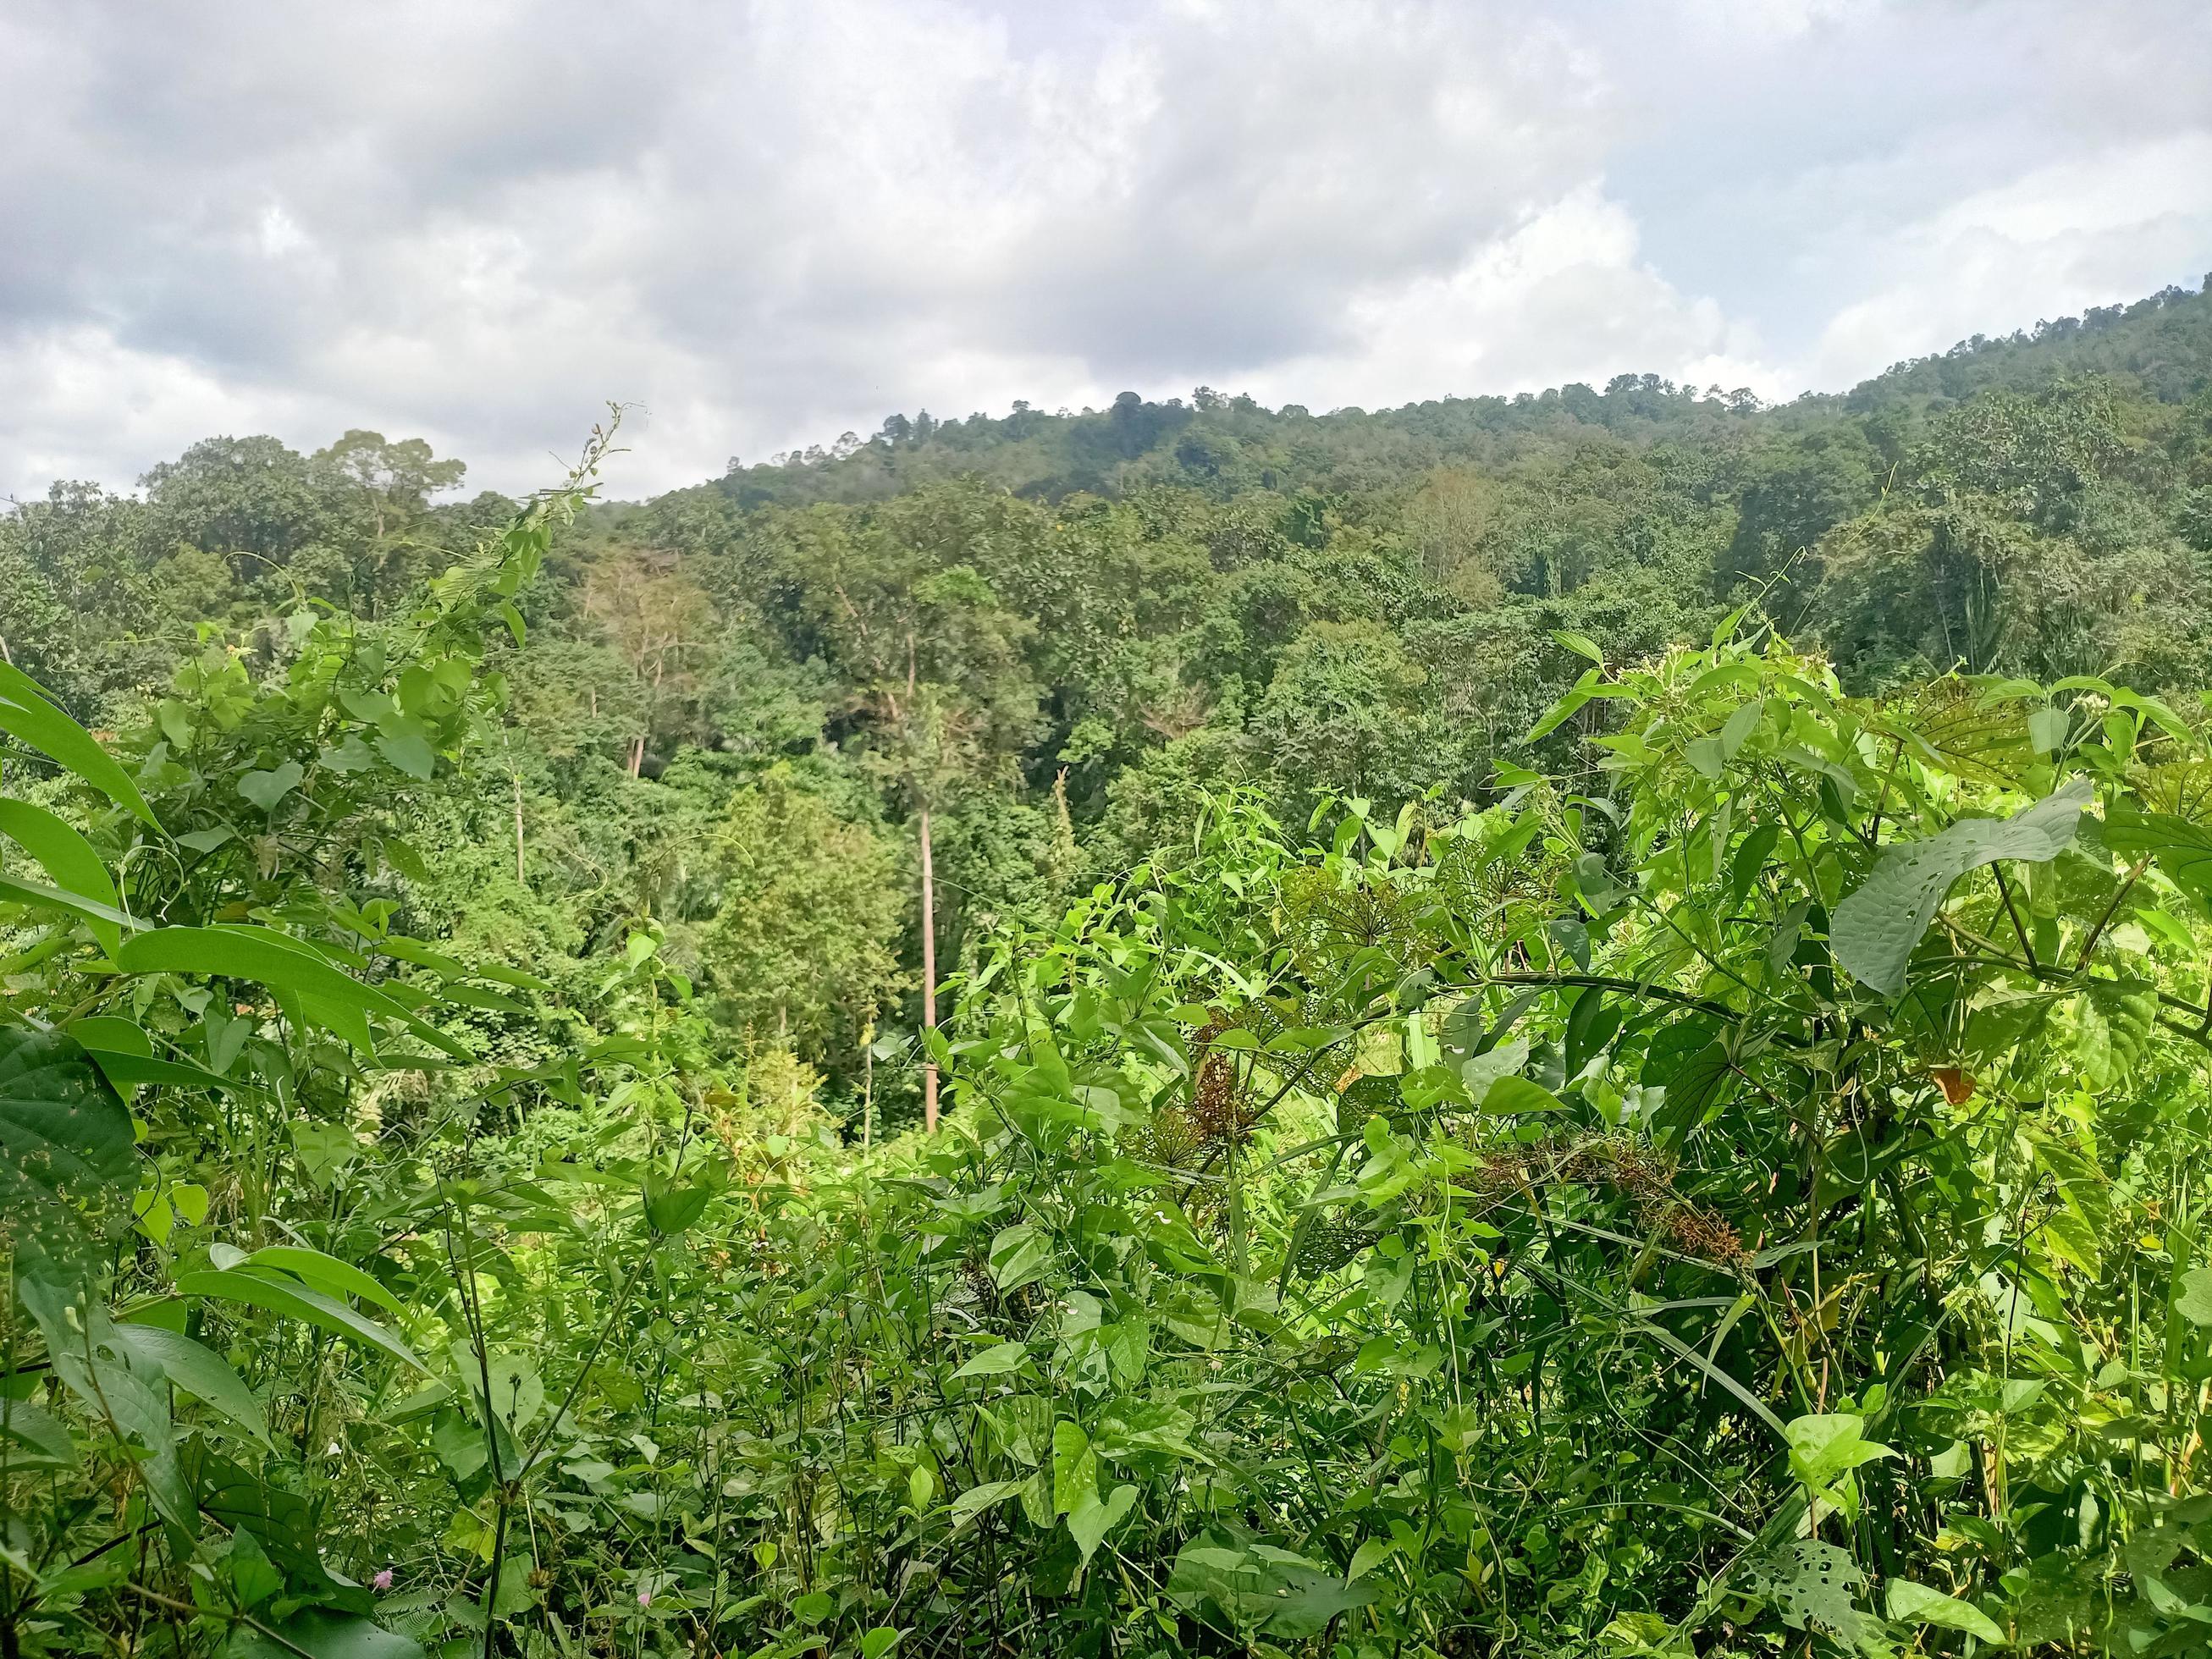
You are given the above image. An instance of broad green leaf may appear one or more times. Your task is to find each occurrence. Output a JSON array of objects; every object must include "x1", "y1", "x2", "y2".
[
  {"x1": 245, "y1": 1245, "x2": 405, "y2": 1315},
  {"x1": 1100, "y1": 1319, "x2": 1149, "y2": 1385},
  {"x1": 0, "y1": 799, "x2": 123, "y2": 956},
  {"x1": 176, "y1": 1269, "x2": 427, "y2": 1371},
  {"x1": 291, "y1": 1122, "x2": 362, "y2": 1186},
  {"x1": 989, "y1": 1222, "x2": 1052, "y2": 1292},
  {"x1": 64, "y1": 1016, "x2": 149, "y2": 1055},
  {"x1": 952, "y1": 1342, "x2": 1029, "y2": 1380},
  {"x1": 1784, "y1": 1413, "x2": 1894, "y2": 1494},
  {"x1": 1552, "y1": 630, "x2": 1604, "y2": 667},
  {"x1": 111, "y1": 1322, "x2": 271, "y2": 1447},
  {"x1": 0, "y1": 662, "x2": 157, "y2": 827},
  {"x1": 1885, "y1": 1579, "x2": 2007, "y2": 1645},
  {"x1": 1832, "y1": 781, "x2": 2091, "y2": 994},
  {"x1": 0, "y1": 870, "x2": 141, "y2": 939},
  {"x1": 2174, "y1": 1265, "x2": 2212, "y2": 1326},
  {"x1": 644, "y1": 1178, "x2": 711, "y2": 1234},
  {"x1": 237, "y1": 759, "x2": 305, "y2": 813},
  {"x1": 1051, "y1": 1419, "x2": 1096, "y2": 1515},
  {"x1": 377, "y1": 730, "x2": 437, "y2": 780},
  {"x1": 0, "y1": 1398, "x2": 78, "y2": 1467},
  {"x1": 1347, "y1": 1537, "x2": 1397, "y2": 1581},
  {"x1": 1720, "y1": 697, "x2": 1765, "y2": 757},
  {"x1": 1742, "y1": 1540, "x2": 1884, "y2": 1654},
  {"x1": 1527, "y1": 668, "x2": 1599, "y2": 741},
  {"x1": 0, "y1": 1027, "x2": 137, "y2": 1275},
  {"x1": 69, "y1": 1013, "x2": 237, "y2": 1093},
  {"x1": 2105, "y1": 809, "x2": 2212, "y2": 910},
  {"x1": 226, "y1": 1611, "x2": 423, "y2": 1659},
  {"x1": 116, "y1": 926, "x2": 469, "y2": 1060},
  {"x1": 948, "y1": 1479, "x2": 1023, "y2": 1535},
  {"x1": 1479, "y1": 1075, "x2": 1564, "y2": 1115},
  {"x1": 1066, "y1": 1482, "x2": 1137, "y2": 1566}
]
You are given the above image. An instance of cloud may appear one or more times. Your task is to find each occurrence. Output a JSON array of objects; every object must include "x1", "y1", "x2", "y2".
[
  {"x1": 2, "y1": 0, "x2": 2209, "y2": 500},
  {"x1": 1803, "y1": 132, "x2": 2212, "y2": 390},
  {"x1": 1247, "y1": 187, "x2": 1782, "y2": 412}
]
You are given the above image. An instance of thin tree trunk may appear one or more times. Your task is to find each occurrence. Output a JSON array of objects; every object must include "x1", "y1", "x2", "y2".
[
  {"x1": 919, "y1": 806, "x2": 939, "y2": 1133},
  {"x1": 511, "y1": 771, "x2": 526, "y2": 885},
  {"x1": 862, "y1": 1019, "x2": 874, "y2": 1151}
]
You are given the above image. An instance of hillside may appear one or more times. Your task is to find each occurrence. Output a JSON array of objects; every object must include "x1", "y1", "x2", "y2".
[
  {"x1": 5, "y1": 275, "x2": 2212, "y2": 1132},
  {"x1": 700, "y1": 276, "x2": 2212, "y2": 509},
  {"x1": 14, "y1": 277, "x2": 2212, "y2": 1659}
]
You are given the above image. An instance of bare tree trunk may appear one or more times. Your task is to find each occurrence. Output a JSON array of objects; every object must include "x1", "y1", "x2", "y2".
[
  {"x1": 511, "y1": 772, "x2": 526, "y2": 885},
  {"x1": 861, "y1": 1018, "x2": 874, "y2": 1151},
  {"x1": 918, "y1": 806, "x2": 939, "y2": 1133}
]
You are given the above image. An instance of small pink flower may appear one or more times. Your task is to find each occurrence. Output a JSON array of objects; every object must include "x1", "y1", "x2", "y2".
[
  {"x1": 372, "y1": 1569, "x2": 394, "y2": 1593},
  {"x1": 636, "y1": 1589, "x2": 652, "y2": 1609}
]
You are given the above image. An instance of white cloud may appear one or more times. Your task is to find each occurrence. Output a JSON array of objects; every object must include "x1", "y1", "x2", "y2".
[
  {"x1": 1, "y1": 0, "x2": 2208, "y2": 500},
  {"x1": 1249, "y1": 187, "x2": 1784, "y2": 411},
  {"x1": 1803, "y1": 132, "x2": 2212, "y2": 390}
]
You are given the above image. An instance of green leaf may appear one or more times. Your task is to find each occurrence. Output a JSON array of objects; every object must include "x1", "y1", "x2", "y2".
[
  {"x1": 176, "y1": 1269, "x2": 427, "y2": 1371},
  {"x1": 290, "y1": 1122, "x2": 361, "y2": 1186},
  {"x1": 2105, "y1": 809, "x2": 2212, "y2": 911},
  {"x1": 0, "y1": 662, "x2": 157, "y2": 827},
  {"x1": 0, "y1": 870, "x2": 141, "y2": 940},
  {"x1": 116, "y1": 926, "x2": 470, "y2": 1060},
  {"x1": 952, "y1": 1342, "x2": 1029, "y2": 1380},
  {"x1": 225, "y1": 1611, "x2": 423, "y2": 1659},
  {"x1": 1785, "y1": 1413, "x2": 1894, "y2": 1494},
  {"x1": 949, "y1": 1479, "x2": 1023, "y2": 1534},
  {"x1": 237, "y1": 760, "x2": 305, "y2": 813},
  {"x1": 65, "y1": 1016, "x2": 150, "y2": 1056},
  {"x1": 244, "y1": 1246, "x2": 405, "y2": 1315},
  {"x1": 376, "y1": 731, "x2": 437, "y2": 780},
  {"x1": 1100, "y1": 1319, "x2": 1149, "y2": 1385},
  {"x1": 1742, "y1": 1540, "x2": 1884, "y2": 1654},
  {"x1": 1066, "y1": 1482, "x2": 1137, "y2": 1566},
  {"x1": 2174, "y1": 1265, "x2": 2212, "y2": 1326},
  {"x1": 0, "y1": 1398, "x2": 77, "y2": 1467},
  {"x1": 0, "y1": 799, "x2": 123, "y2": 956},
  {"x1": 69, "y1": 1014, "x2": 238, "y2": 1094},
  {"x1": 1886, "y1": 1579, "x2": 2007, "y2": 1645},
  {"x1": 2029, "y1": 705, "x2": 2067, "y2": 757},
  {"x1": 1527, "y1": 668, "x2": 1600, "y2": 742},
  {"x1": 113, "y1": 1321, "x2": 271, "y2": 1446},
  {"x1": 1832, "y1": 781, "x2": 2092, "y2": 995},
  {"x1": 0, "y1": 1027, "x2": 137, "y2": 1275},
  {"x1": 644, "y1": 1179, "x2": 711, "y2": 1234},
  {"x1": 1347, "y1": 1537, "x2": 1397, "y2": 1581},
  {"x1": 1552, "y1": 630, "x2": 1604, "y2": 667},
  {"x1": 1720, "y1": 697, "x2": 1765, "y2": 758},
  {"x1": 1479, "y1": 1075, "x2": 1564, "y2": 1115},
  {"x1": 989, "y1": 1222, "x2": 1052, "y2": 1292},
  {"x1": 1051, "y1": 1419, "x2": 1096, "y2": 1515}
]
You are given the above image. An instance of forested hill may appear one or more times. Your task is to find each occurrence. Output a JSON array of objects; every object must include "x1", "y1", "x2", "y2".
[
  {"x1": 705, "y1": 275, "x2": 2212, "y2": 507},
  {"x1": 23, "y1": 274, "x2": 2212, "y2": 1659},
  {"x1": 7, "y1": 275, "x2": 2212, "y2": 1132}
]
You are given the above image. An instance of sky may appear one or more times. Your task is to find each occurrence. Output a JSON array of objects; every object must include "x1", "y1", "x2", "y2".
[{"x1": 3, "y1": 0, "x2": 2210, "y2": 502}]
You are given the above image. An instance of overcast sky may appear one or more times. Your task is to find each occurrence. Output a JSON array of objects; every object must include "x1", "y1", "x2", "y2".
[{"x1": 4, "y1": 0, "x2": 2210, "y2": 502}]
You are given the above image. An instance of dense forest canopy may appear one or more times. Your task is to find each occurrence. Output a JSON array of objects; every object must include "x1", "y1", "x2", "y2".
[
  {"x1": 11, "y1": 278, "x2": 2212, "y2": 1126},
  {"x1": 7, "y1": 277, "x2": 2212, "y2": 1658}
]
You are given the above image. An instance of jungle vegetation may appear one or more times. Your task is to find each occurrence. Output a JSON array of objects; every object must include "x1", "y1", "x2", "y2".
[{"x1": 5, "y1": 278, "x2": 2212, "y2": 1657}]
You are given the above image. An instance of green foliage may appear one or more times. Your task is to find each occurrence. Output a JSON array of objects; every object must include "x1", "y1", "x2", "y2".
[{"x1": 12, "y1": 279, "x2": 2212, "y2": 1658}]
